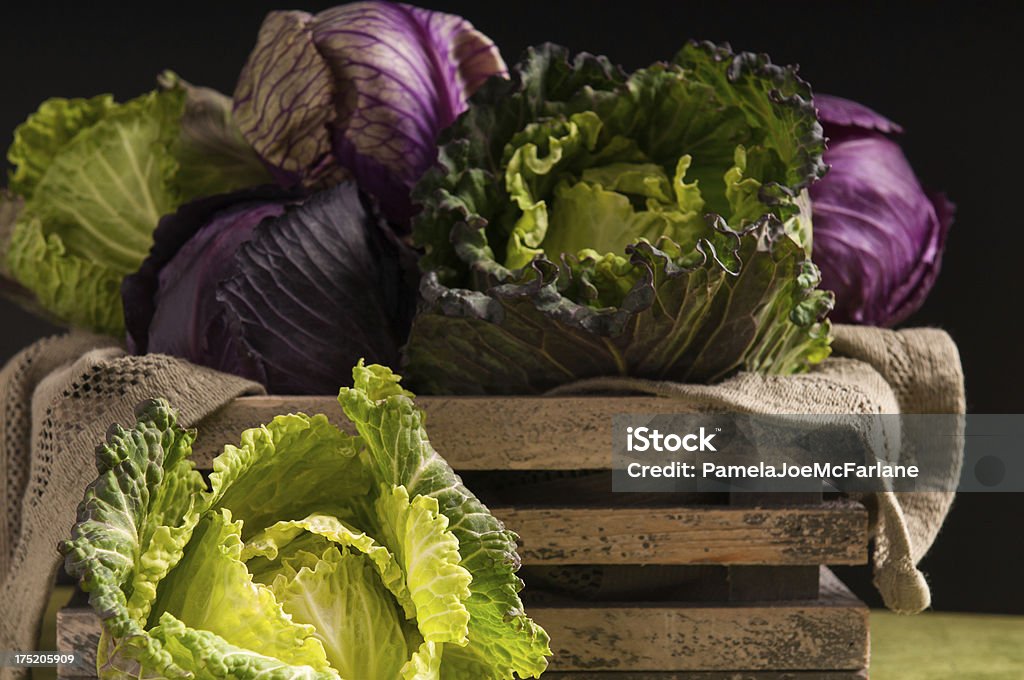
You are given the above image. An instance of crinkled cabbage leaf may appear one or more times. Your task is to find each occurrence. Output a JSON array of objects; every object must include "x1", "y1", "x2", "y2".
[
  {"x1": 4, "y1": 77, "x2": 269, "y2": 335},
  {"x1": 61, "y1": 364, "x2": 550, "y2": 679},
  {"x1": 407, "y1": 42, "x2": 833, "y2": 394}
]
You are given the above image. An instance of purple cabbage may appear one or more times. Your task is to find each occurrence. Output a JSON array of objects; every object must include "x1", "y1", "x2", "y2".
[
  {"x1": 122, "y1": 184, "x2": 417, "y2": 393},
  {"x1": 810, "y1": 94, "x2": 953, "y2": 326},
  {"x1": 232, "y1": 1, "x2": 507, "y2": 226}
]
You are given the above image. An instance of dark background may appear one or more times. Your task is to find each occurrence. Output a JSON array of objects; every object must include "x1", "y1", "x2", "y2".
[{"x1": 2, "y1": 1, "x2": 1021, "y2": 612}]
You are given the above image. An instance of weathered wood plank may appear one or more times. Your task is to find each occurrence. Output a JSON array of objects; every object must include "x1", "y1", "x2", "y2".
[
  {"x1": 728, "y1": 489, "x2": 825, "y2": 605},
  {"x1": 730, "y1": 491, "x2": 823, "y2": 507},
  {"x1": 56, "y1": 590, "x2": 98, "y2": 679},
  {"x1": 192, "y1": 395, "x2": 694, "y2": 470},
  {"x1": 57, "y1": 569, "x2": 867, "y2": 675},
  {"x1": 544, "y1": 672, "x2": 867, "y2": 679},
  {"x1": 522, "y1": 565, "x2": 733, "y2": 603},
  {"x1": 538, "y1": 569, "x2": 868, "y2": 672},
  {"x1": 727, "y1": 566, "x2": 820, "y2": 601},
  {"x1": 459, "y1": 470, "x2": 727, "y2": 508},
  {"x1": 495, "y1": 501, "x2": 867, "y2": 565}
]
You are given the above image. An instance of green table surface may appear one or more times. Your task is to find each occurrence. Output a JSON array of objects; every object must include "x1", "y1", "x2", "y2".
[
  {"x1": 870, "y1": 610, "x2": 1024, "y2": 679},
  {"x1": 38, "y1": 588, "x2": 1024, "y2": 679}
]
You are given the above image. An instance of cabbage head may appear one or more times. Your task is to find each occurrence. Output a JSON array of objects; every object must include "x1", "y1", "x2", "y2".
[
  {"x1": 61, "y1": 363, "x2": 550, "y2": 679},
  {"x1": 407, "y1": 43, "x2": 834, "y2": 394},
  {"x1": 4, "y1": 77, "x2": 270, "y2": 336}
]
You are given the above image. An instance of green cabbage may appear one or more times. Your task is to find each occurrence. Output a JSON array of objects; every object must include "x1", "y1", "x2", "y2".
[
  {"x1": 4, "y1": 78, "x2": 270, "y2": 336},
  {"x1": 60, "y1": 363, "x2": 550, "y2": 679},
  {"x1": 408, "y1": 43, "x2": 834, "y2": 394}
]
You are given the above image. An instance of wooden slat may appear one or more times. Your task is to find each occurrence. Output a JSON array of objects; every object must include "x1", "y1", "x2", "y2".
[
  {"x1": 192, "y1": 395, "x2": 692, "y2": 470},
  {"x1": 727, "y1": 566, "x2": 820, "y2": 601},
  {"x1": 494, "y1": 501, "x2": 867, "y2": 565},
  {"x1": 521, "y1": 564, "x2": 732, "y2": 603},
  {"x1": 544, "y1": 672, "x2": 867, "y2": 679},
  {"x1": 546, "y1": 673, "x2": 866, "y2": 679},
  {"x1": 731, "y1": 491, "x2": 822, "y2": 506},
  {"x1": 57, "y1": 596, "x2": 99, "y2": 679},
  {"x1": 57, "y1": 569, "x2": 866, "y2": 677},
  {"x1": 539, "y1": 568, "x2": 868, "y2": 672}
]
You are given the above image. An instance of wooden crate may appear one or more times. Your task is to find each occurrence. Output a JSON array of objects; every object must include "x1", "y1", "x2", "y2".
[{"x1": 57, "y1": 396, "x2": 870, "y2": 678}]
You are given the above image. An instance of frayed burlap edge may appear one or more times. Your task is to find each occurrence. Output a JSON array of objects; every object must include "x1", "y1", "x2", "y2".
[{"x1": 0, "y1": 333, "x2": 263, "y2": 679}]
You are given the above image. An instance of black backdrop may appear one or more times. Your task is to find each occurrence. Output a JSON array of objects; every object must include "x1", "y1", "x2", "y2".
[{"x1": 1, "y1": 1, "x2": 1021, "y2": 613}]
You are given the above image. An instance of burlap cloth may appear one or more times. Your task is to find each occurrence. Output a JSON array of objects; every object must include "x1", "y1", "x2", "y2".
[
  {"x1": 0, "y1": 324, "x2": 963, "y2": 671},
  {"x1": 0, "y1": 332, "x2": 263, "y2": 678},
  {"x1": 547, "y1": 324, "x2": 964, "y2": 617}
]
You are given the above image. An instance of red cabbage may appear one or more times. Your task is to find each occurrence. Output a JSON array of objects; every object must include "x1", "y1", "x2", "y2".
[
  {"x1": 810, "y1": 94, "x2": 953, "y2": 326},
  {"x1": 232, "y1": 1, "x2": 507, "y2": 227},
  {"x1": 122, "y1": 184, "x2": 417, "y2": 393}
]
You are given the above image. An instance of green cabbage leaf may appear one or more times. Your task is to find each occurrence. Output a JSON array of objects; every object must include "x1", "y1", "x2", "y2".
[
  {"x1": 408, "y1": 42, "x2": 833, "y2": 394},
  {"x1": 61, "y1": 364, "x2": 549, "y2": 680},
  {"x1": 4, "y1": 78, "x2": 269, "y2": 335}
]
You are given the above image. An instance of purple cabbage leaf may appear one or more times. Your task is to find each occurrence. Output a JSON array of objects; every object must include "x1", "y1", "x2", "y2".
[
  {"x1": 232, "y1": 1, "x2": 507, "y2": 226},
  {"x1": 810, "y1": 94, "x2": 953, "y2": 326},
  {"x1": 123, "y1": 183, "x2": 417, "y2": 393}
]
